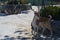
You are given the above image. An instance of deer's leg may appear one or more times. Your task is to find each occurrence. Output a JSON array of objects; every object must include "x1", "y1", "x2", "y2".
[
  {"x1": 31, "y1": 25, "x2": 37, "y2": 36},
  {"x1": 31, "y1": 24, "x2": 34, "y2": 35},
  {"x1": 32, "y1": 26, "x2": 36, "y2": 36},
  {"x1": 40, "y1": 27, "x2": 46, "y2": 38},
  {"x1": 36, "y1": 26, "x2": 38, "y2": 34},
  {"x1": 47, "y1": 23, "x2": 53, "y2": 37},
  {"x1": 49, "y1": 27, "x2": 53, "y2": 37},
  {"x1": 41, "y1": 27, "x2": 45, "y2": 35}
]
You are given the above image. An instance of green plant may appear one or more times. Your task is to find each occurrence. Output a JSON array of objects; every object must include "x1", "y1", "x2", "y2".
[{"x1": 41, "y1": 6, "x2": 60, "y2": 20}]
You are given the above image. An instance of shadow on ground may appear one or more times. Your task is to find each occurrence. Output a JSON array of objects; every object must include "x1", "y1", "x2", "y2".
[
  {"x1": 0, "y1": 29, "x2": 32, "y2": 40},
  {"x1": 1, "y1": 35, "x2": 32, "y2": 40}
]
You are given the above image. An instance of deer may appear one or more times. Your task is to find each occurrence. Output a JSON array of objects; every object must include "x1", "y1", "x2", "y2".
[{"x1": 31, "y1": 10, "x2": 53, "y2": 37}]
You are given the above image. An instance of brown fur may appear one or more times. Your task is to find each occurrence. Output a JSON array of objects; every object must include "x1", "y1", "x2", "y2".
[{"x1": 34, "y1": 12, "x2": 53, "y2": 36}]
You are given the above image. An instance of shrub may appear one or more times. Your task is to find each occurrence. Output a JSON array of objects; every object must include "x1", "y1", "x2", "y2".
[{"x1": 41, "y1": 6, "x2": 60, "y2": 20}]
